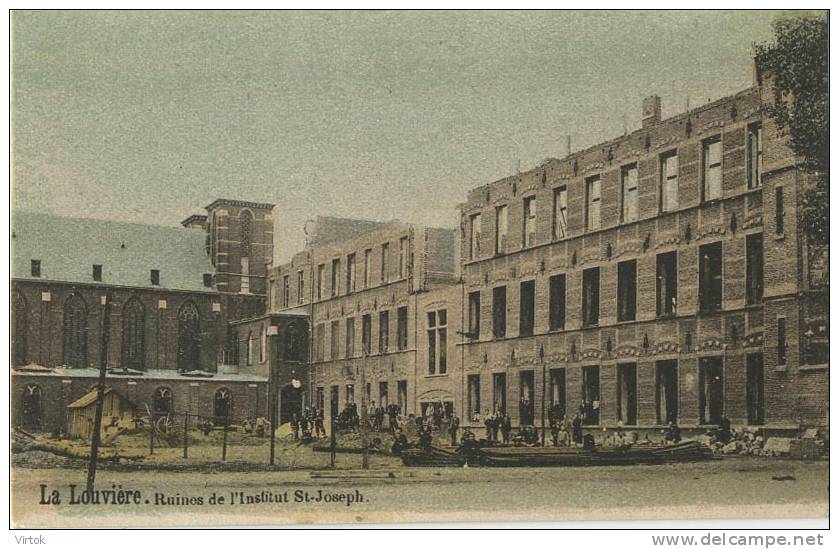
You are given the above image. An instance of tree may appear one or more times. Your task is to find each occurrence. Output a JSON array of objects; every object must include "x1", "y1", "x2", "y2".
[{"x1": 755, "y1": 15, "x2": 828, "y2": 244}]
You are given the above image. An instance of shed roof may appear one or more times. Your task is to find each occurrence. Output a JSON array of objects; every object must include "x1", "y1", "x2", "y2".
[{"x1": 68, "y1": 387, "x2": 133, "y2": 409}]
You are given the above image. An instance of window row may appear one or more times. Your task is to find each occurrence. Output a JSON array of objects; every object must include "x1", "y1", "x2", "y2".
[
  {"x1": 313, "y1": 306, "x2": 410, "y2": 362},
  {"x1": 467, "y1": 124, "x2": 764, "y2": 260},
  {"x1": 467, "y1": 235, "x2": 764, "y2": 339},
  {"x1": 25, "y1": 260, "x2": 201, "y2": 288},
  {"x1": 319, "y1": 380, "x2": 409, "y2": 415},
  {"x1": 466, "y1": 354, "x2": 766, "y2": 427}
]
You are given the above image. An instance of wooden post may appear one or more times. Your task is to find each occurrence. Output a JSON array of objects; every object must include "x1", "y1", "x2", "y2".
[
  {"x1": 149, "y1": 417, "x2": 155, "y2": 455},
  {"x1": 540, "y1": 344, "x2": 546, "y2": 447},
  {"x1": 183, "y1": 411, "x2": 189, "y2": 459},
  {"x1": 269, "y1": 326, "x2": 279, "y2": 466},
  {"x1": 86, "y1": 290, "x2": 112, "y2": 493},
  {"x1": 222, "y1": 414, "x2": 229, "y2": 461},
  {"x1": 360, "y1": 351, "x2": 369, "y2": 470}
]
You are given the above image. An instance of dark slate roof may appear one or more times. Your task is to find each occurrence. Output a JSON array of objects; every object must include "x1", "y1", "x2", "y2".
[{"x1": 12, "y1": 210, "x2": 215, "y2": 292}]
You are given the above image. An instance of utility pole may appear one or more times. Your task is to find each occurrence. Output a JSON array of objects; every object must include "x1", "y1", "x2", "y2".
[
  {"x1": 86, "y1": 290, "x2": 112, "y2": 493},
  {"x1": 269, "y1": 325, "x2": 279, "y2": 466},
  {"x1": 360, "y1": 350, "x2": 369, "y2": 469}
]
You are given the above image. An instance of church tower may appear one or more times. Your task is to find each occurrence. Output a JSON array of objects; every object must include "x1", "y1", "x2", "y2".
[{"x1": 205, "y1": 199, "x2": 274, "y2": 295}]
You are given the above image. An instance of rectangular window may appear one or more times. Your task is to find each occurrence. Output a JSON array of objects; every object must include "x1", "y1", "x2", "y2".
[
  {"x1": 775, "y1": 186, "x2": 785, "y2": 234},
  {"x1": 699, "y1": 357, "x2": 724, "y2": 425},
  {"x1": 317, "y1": 264, "x2": 325, "y2": 300},
  {"x1": 346, "y1": 317, "x2": 355, "y2": 358},
  {"x1": 548, "y1": 273, "x2": 566, "y2": 331},
  {"x1": 702, "y1": 136, "x2": 722, "y2": 201},
  {"x1": 655, "y1": 360, "x2": 679, "y2": 424},
  {"x1": 282, "y1": 275, "x2": 290, "y2": 307},
  {"x1": 617, "y1": 260, "x2": 637, "y2": 322},
  {"x1": 468, "y1": 291, "x2": 481, "y2": 339},
  {"x1": 616, "y1": 363, "x2": 637, "y2": 425},
  {"x1": 467, "y1": 374, "x2": 481, "y2": 419},
  {"x1": 746, "y1": 353, "x2": 765, "y2": 425},
  {"x1": 777, "y1": 317, "x2": 787, "y2": 367},
  {"x1": 492, "y1": 373, "x2": 507, "y2": 415},
  {"x1": 586, "y1": 175, "x2": 601, "y2": 230},
  {"x1": 397, "y1": 380, "x2": 408, "y2": 413},
  {"x1": 331, "y1": 258, "x2": 340, "y2": 297},
  {"x1": 297, "y1": 270, "x2": 304, "y2": 304},
  {"x1": 746, "y1": 233, "x2": 764, "y2": 305},
  {"x1": 346, "y1": 253, "x2": 356, "y2": 294},
  {"x1": 699, "y1": 242, "x2": 723, "y2": 313},
  {"x1": 240, "y1": 258, "x2": 249, "y2": 293},
  {"x1": 316, "y1": 387, "x2": 324, "y2": 412},
  {"x1": 495, "y1": 205, "x2": 508, "y2": 255},
  {"x1": 363, "y1": 249, "x2": 371, "y2": 288},
  {"x1": 492, "y1": 285, "x2": 507, "y2": 338},
  {"x1": 581, "y1": 365, "x2": 600, "y2": 425},
  {"x1": 522, "y1": 196, "x2": 536, "y2": 247},
  {"x1": 427, "y1": 310, "x2": 447, "y2": 375},
  {"x1": 519, "y1": 370, "x2": 535, "y2": 425},
  {"x1": 346, "y1": 384, "x2": 355, "y2": 405},
  {"x1": 549, "y1": 369, "x2": 566, "y2": 421},
  {"x1": 656, "y1": 251, "x2": 678, "y2": 317},
  {"x1": 397, "y1": 306, "x2": 408, "y2": 350},
  {"x1": 398, "y1": 236, "x2": 408, "y2": 279},
  {"x1": 378, "y1": 381, "x2": 389, "y2": 408},
  {"x1": 427, "y1": 312, "x2": 436, "y2": 375},
  {"x1": 621, "y1": 164, "x2": 639, "y2": 223},
  {"x1": 747, "y1": 123, "x2": 763, "y2": 189},
  {"x1": 361, "y1": 314, "x2": 372, "y2": 355},
  {"x1": 150, "y1": 269, "x2": 160, "y2": 286},
  {"x1": 93, "y1": 264, "x2": 103, "y2": 282},
  {"x1": 661, "y1": 151, "x2": 679, "y2": 212},
  {"x1": 552, "y1": 186, "x2": 568, "y2": 240},
  {"x1": 582, "y1": 267, "x2": 600, "y2": 326},
  {"x1": 381, "y1": 243, "x2": 389, "y2": 283},
  {"x1": 315, "y1": 323, "x2": 325, "y2": 362},
  {"x1": 519, "y1": 280, "x2": 535, "y2": 336},
  {"x1": 203, "y1": 273, "x2": 213, "y2": 288},
  {"x1": 469, "y1": 213, "x2": 482, "y2": 260},
  {"x1": 30, "y1": 259, "x2": 41, "y2": 278},
  {"x1": 378, "y1": 310, "x2": 389, "y2": 354},
  {"x1": 330, "y1": 320, "x2": 340, "y2": 360}
]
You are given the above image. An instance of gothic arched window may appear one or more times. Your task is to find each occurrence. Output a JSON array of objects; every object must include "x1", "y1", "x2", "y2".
[
  {"x1": 177, "y1": 302, "x2": 200, "y2": 371},
  {"x1": 63, "y1": 294, "x2": 88, "y2": 368},
  {"x1": 21, "y1": 384, "x2": 42, "y2": 430},
  {"x1": 121, "y1": 297, "x2": 145, "y2": 370},
  {"x1": 240, "y1": 209, "x2": 253, "y2": 258},
  {"x1": 152, "y1": 386, "x2": 173, "y2": 417},
  {"x1": 12, "y1": 291, "x2": 27, "y2": 367},
  {"x1": 259, "y1": 326, "x2": 266, "y2": 363},
  {"x1": 214, "y1": 387, "x2": 232, "y2": 425}
]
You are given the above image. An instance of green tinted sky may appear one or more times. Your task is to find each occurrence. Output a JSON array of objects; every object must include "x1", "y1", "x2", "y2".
[{"x1": 12, "y1": 10, "x2": 784, "y2": 261}]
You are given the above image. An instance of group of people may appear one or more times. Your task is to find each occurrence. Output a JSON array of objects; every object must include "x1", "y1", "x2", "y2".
[{"x1": 290, "y1": 406, "x2": 327, "y2": 442}]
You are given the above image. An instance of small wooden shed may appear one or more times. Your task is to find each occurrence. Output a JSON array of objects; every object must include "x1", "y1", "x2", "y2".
[{"x1": 66, "y1": 387, "x2": 135, "y2": 440}]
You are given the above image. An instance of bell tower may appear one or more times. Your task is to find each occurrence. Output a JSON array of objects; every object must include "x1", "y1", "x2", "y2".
[{"x1": 205, "y1": 198, "x2": 274, "y2": 295}]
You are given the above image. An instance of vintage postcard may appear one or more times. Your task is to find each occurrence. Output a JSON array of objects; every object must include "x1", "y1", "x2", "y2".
[{"x1": 9, "y1": 10, "x2": 829, "y2": 528}]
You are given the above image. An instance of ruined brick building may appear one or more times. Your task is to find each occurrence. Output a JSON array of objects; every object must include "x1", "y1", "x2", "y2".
[
  {"x1": 11, "y1": 62, "x2": 828, "y2": 438},
  {"x1": 11, "y1": 199, "x2": 277, "y2": 434}
]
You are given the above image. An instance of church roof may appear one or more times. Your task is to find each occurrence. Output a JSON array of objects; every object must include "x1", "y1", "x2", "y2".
[{"x1": 11, "y1": 210, "x2": 215, "y2": 292}]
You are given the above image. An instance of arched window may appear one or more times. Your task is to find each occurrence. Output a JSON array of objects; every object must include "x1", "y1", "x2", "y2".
[
  {"x1": 177, "y1": 302, "x2": 200, "y2": 371},
  {"x1": 246, "y1": 331, "x2": 254, "y2": 365},
  {"x1": 21, "y1": 384, "x2": 43, "y2": 430},
  {"x1": 239, "y1": 209, "x2": 253, "y2": 258},
  {"x1": 223, "y1": 329, "x2": 239, "y2": 365},
  {"x1": 259, "y1": 326, "x2": 266, "y2": 363},
  {"x1": 152, "y1": 387, "x2": 173, "y2": 417},
  {"x1": 63, "y1": 294, "x2": 88, "y2": 368},
  {"x1": 121, "y1": 297, "x2": 145, "y2": 370},
  {"x1": 214, "y1": 387, "x2": 232, "y2": 425},
  {"x1": 12, "y1": 291, "x2": 27, "y2": 367}
]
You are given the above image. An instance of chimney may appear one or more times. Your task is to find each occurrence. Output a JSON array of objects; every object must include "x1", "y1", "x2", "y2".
[{"x1": 642, "y1": 95, "x2": 661, "y2": 128}]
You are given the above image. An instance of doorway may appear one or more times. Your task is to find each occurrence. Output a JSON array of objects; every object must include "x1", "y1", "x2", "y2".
[
  {"x1": 699, "y1": 357, "x2": 724, "y2": 425},
  {"x1": 746, "y1": 353, "x2": 765, "y2": 425}
]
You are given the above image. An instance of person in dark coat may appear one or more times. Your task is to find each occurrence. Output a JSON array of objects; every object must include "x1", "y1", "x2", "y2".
[
  {"x1": 449, "y1": 412, "x2": 460, "y2": 446},
  {"x1": 290, "y1": 413, "x2": 300, "y2": 441},
  {"x1": 665, "y1": 421, "x2": 682, "y2": 444},
  {"x1": 387, "y1": 404, "x2": 399, "y2": 433},
  {"x1": 572, "y1": 412, "x2": 583, "y2": 446},
  {"x1": 490, "y1": 411, "x2": 501, "y2": 442},
  {"x1": 501, "y1": 414, "x2": 512, "y2": 445},
  {"x1": 483, "y1": 410, "x2": 493, "y2": 441}
]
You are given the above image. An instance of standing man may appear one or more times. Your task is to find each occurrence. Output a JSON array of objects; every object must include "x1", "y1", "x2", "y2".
[{"x1": 449, "y1": 411, "x2": 460, "y2": 447}]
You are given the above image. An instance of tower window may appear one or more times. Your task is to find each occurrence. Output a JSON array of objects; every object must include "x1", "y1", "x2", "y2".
[
  {"x1": 30, "y1": 260, "x2": 41, "y2": 278},
  {"x1": 93, "y1": 264, "x2": 103, "y2": 282},
  {"x1": 150, "y1": 269, "x2": 160, "y2": 286}
]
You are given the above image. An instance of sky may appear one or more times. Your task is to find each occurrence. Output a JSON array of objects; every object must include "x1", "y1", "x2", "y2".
[{"x1": 11, "y1": 10, "x2": 785, "y2": 263}]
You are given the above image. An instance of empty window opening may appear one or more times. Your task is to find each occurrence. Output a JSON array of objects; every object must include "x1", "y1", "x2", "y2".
[
  {"x1": 655, "y1": 360, "x2": 679, "y2": 425},
  {"x1": 699, "y1": 357, "x2": 724, "y2": 425},
  {"x1": 582, "y1": 267, "x2": 600, "y2": 326},
  {"x1": 581, "y1": 366, "x2": 600, "y2": 425},
  {"x1": 519, "y1": 280, "x2": 535, "y2": 336},
  {"x1": 699, "y1": 242, "x2": 723, "y2": 313},
  {"x1": 549, "y1": 273, "x2": 566, "y2": 331},
  {"x1": 616, "y1": 363, "x2": 637, "y2": 425},
  {"x1": 617, "y1": 260, "x2": 637, "y2": 322}
]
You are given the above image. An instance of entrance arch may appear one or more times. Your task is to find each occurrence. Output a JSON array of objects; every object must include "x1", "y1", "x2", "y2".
[
  {"x1": 21, "y1": 384, "x2": 43, "y2": 431},
  {"x1": 279, "y1": 384, "x2": 302, "y2": 425},
  {"x1": 213, "y1": 388, "x2": 232, "y2": 425}
]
